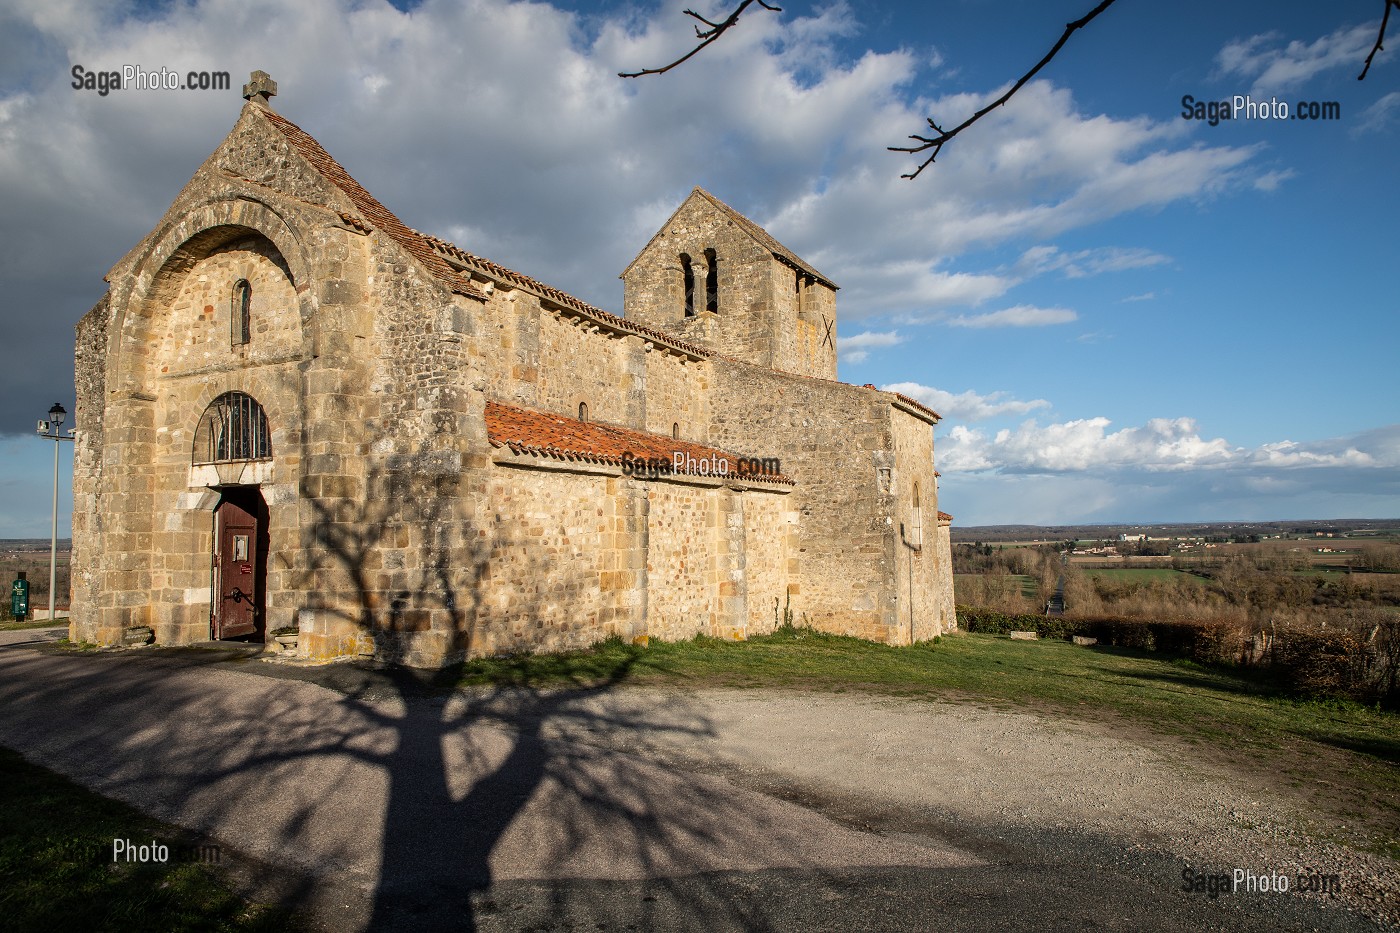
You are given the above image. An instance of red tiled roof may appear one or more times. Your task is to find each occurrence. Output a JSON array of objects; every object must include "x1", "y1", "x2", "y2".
[
  {"x1": 256, "y1": 108, "x2": 487, "y2": 301},
  {"x1": 485, "y1": 401, "x2": 793, "y2": 485},
  {"x1": 938, "y1": 511, "x2": 953, "y2": 522}
]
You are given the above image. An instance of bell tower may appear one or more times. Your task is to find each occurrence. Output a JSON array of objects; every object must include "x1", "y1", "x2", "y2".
[{"x1": 621, "y1": 188, "x2": 838, "y2": 379}]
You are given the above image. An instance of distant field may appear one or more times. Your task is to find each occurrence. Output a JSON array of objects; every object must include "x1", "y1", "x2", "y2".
[
  {"x1": 953, "y1": 573, "x2": 1038, "y2": 599},
  {"x1": 1085, "y1": 568, "x2": 1206, "y2": 585}
]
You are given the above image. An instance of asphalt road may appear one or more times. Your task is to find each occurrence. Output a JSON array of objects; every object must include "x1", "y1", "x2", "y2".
[{"x1": 0, "y1": 644, "x2": 1387, "y2": 932}]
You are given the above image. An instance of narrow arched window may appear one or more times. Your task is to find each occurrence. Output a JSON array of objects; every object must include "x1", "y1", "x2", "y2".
[
  {"x1": 912, "y1": 481, "x2": 923, "y2": 550},
  {"x1": 680, "y1": 254, "x2": 695, "y2": 317},
  {"x1": 578, "y1": 402, "x2": 589, "y2": 422},
  {"x1": 672, "y1": 422, "x2": 680, "y2": 439},
  {"x1": 704, "y1": 248, "x2": 718, "y2": 313},
  {"x1": 796, "y1": 273, "x2": 812, "y2": 318},
  {"x1": 194, "y1": 392, "x2": 271, "y2": 463},
  {"x1": 231, "y1": 279, "x2": 252, "y2": 346}
]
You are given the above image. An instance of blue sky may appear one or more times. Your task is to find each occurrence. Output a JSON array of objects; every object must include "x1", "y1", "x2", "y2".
[{"x1": 0, "y1": 0, "x2": 1397, "y2": 534}]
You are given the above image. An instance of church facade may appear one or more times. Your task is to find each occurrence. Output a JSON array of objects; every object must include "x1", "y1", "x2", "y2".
[{"x1": 69, "y1": 73, "x2": 955, "y2": 667}]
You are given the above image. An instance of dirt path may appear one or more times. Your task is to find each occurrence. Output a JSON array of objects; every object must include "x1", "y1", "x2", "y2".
[{"x1": 0, "y1": 646, "x2": 1392, "y2": 931}]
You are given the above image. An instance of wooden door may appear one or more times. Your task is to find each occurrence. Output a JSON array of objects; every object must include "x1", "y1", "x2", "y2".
[{"x1": 214, "y1": 499, "x2": 259, "y2": 639}]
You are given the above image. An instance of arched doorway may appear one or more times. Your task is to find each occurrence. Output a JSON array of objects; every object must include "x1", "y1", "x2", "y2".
[
  {"x1": 195, "y1": 392, "x2": 273, "y2": 640},
  {"x1": 212, "y1": 486, "x2": 270, "y2": 640}
]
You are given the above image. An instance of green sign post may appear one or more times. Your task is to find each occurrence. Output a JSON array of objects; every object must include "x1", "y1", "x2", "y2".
[{"x1": 10, "y1": 572, "x2": 30, "y2": 623}]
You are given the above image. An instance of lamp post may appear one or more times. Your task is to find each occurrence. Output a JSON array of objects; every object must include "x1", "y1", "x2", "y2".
[{"x1": 36, "y1": 403, "x2": 74, "y2": 621}]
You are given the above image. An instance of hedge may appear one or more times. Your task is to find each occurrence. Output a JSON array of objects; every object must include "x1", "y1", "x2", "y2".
[{"x1": 955, "y1": 605, "x2": 1397, "y2": 705}]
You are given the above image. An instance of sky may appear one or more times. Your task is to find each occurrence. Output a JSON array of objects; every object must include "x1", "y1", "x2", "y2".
[{"x1": 0, "y1": 0, "x2": 1397, "y2": 535}]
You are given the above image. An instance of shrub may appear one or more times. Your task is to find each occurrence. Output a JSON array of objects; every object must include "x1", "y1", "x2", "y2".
[{"x1": 958, "y1": 602, "x2": 1394, "y2": 705}]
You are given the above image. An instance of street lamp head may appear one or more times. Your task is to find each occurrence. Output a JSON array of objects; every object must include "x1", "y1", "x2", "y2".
[{"x1": 48, "y1": 403, "x2": 66, "y2": 426}]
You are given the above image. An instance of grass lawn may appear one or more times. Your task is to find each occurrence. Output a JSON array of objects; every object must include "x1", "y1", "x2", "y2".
[
  {"x1": 953, "y1": 572, "x2": 1039, "y2": 599},
  {"x1": 459, "y1": 627, "x2": 1400, "y2": 858},
  {"x1": 0, "y1": 747, "x2": 300, "y2": 932},
  {"x1": 0, "y1": 617, "x2": 69, "y2": 631}
]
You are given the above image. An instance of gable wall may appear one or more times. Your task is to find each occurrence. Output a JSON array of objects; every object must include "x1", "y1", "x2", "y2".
[{"x1": 622, "y1": 195, "x2": 776, "y2": 365}]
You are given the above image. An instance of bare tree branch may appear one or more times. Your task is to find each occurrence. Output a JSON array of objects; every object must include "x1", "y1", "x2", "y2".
[
  {"x1": 890, "y1": 0, "x2": 1121, "y2": 179},
  {"x1": 623, "y1": 0, "x2": 1397, "y2": 175},
  {"x1": 1358, "y1": 0, "x2": 1400, "y2": 80},
  {"x1": 619, "y1": 0, "x2": 782, "y2": 78}
]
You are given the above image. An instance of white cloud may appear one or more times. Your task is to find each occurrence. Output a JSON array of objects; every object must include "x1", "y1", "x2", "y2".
[
  {"x1": 1216, "y1": 24, "x2": 1381, "y2": 95},
  {"x1": 842, "y1": 263, "x2": 1018, "y2": 317},
  {"x1": 882, "y1": 383, "x2": 1050, "y2": 423},
  {"x1": 1013, "y1": 244, "x2": 1170, "y2": 279},
  {"x1": 837, "y1": 329, "x2": 901, "y2": 363},
  {"x1": 1252, "y1": 169, "x2": 1297, "y2": 192},
  {"x1": 940, "y1": 417, "x2": 1400, "y2": 476},
  {"x1": 946, "y1": 305, "x2": 1077, "y2": 328},
  {"x1": 942, "y1": 417, "x2": 1236, "y2": 472},
  {"x1": 760, "y1": 79, "x2": 1259, "y2": 319},
  {"x1": 1355, "y1": 91, "x2": 1400, "y2": 135}
]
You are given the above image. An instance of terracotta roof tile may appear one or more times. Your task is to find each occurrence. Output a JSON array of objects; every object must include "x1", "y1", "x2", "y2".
[
  {"x1": 486, "y1": 401, "x2": 793, "y2": 485},
  {"x1": 938, "y1": 511, "x2": 953, "y2": 522},
  {"x1": 256, "y1": 108, "x2": 487, "y2": 301}
]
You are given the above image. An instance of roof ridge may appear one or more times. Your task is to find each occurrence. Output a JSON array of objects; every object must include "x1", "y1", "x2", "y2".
[
  {"x1": 415, "y1": 230, "x2": 713, "y2": 359},
  {"x1": 253, "y1": 107, "x2": 487, "y2": 301},
  {"x1": 690, "y1": 188, "x2": 837, "y2": 289}
]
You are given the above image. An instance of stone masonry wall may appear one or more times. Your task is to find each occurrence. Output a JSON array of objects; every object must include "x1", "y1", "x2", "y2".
[
  {"x1": 742, "y1": 490, "x2": 794, "y2": 633},
  {"x1": 889, "y1": 406, "x2": 947, "y2": 640},
  {"x1": 346, "y1": 219, "x2": 488, "y2": 668},
  {"x1": 769, "y1": 262, "x2": 838, "y2": 380},
  {"x1": 706, "y1": 359, "x2": 899, "y2": 641},
  {"x1": 642, "y1": 349, "x2": 708, "y2": 442},
  {"x1": 476, "y1": 283, "x2": 710, "y2": 443},
  {"x1": 70, "y1": 295, "x2": 109, "y2": 642},
  {"x1": 622, "y1": 194, "x2": 775, "y2": 366},
  {"x1": 476, "y1": 466, "x2": 648, "y2": 655},
  {"x1": 644, "y1": 481, "x2": 718, "y2": 641}
]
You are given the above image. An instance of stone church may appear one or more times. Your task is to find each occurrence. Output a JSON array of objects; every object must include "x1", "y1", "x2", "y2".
[{"x1": 69, "y1": 73, "x2": 955, "y2": 667}]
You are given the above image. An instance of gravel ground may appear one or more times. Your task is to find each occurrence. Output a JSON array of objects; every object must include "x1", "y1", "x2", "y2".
[
  {"x1": 0, "y1": 646, "x2": 1394, "y2": 931},
  {"x1": 467, "y1": 685, "x2": 1400, "y2": 930}
]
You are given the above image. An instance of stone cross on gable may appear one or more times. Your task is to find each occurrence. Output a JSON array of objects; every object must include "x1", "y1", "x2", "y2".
[{"x1": 242, "y1": 71, "x2": 277, "y2": 106}]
